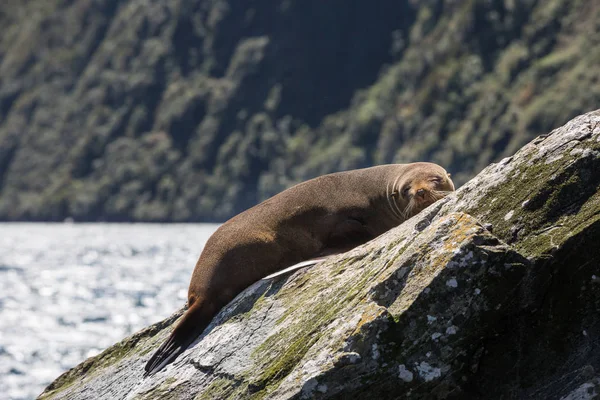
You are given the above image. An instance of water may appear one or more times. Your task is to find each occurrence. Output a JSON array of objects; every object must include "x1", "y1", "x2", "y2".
[{"x1": 0, "y1": 223, "x2": 219, "y2": 400}]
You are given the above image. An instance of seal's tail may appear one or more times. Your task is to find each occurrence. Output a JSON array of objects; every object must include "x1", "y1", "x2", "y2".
[{"x1": 143, "y1": 301, "x2": 211, "y2": 377}]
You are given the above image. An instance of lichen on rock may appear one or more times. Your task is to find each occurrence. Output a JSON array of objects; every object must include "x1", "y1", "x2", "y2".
[{"x1": 39, "y1": 110, "x2": 600, "y2": 399}]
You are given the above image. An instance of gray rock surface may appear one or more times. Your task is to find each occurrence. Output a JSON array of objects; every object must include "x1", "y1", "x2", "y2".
[{"x1": 39, "y1": 110, "x2": 600, "y2": 399}]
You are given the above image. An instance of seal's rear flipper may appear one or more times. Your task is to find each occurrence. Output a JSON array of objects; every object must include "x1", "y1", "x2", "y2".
[
  {"x1": 261, "y1": 258, "x2": 327, "y2": 280},
  {"x1": 143, "y1": 334, "x2": 188, "y2": 378},
  {"x1": 144, "y1": 301, "x2": 209, "y2": 377}
]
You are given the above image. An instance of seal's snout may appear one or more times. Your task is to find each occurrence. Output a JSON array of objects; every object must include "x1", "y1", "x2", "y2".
[{"x1": 413, "y1": 185, "x2": 433, "y2": 205}]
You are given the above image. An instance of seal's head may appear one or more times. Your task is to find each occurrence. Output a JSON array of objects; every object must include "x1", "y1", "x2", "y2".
[{"x1": 388, "y1": 162, "x2": 455, "y2": 220}]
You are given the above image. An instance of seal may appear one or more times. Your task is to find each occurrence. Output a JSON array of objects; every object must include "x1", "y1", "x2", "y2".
[{"x1": 144, "y1": 162, "x2": 454, "y2": 375}]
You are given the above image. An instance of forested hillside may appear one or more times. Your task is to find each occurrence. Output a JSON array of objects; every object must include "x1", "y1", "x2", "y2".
[{"x1": 0, "y1": 0, "x2": 598, "y2": 221}]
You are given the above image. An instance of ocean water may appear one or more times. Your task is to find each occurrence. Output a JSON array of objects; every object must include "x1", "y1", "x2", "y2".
[{"x1": 0, "y1": 223, "x2": 219, "y2": 400}]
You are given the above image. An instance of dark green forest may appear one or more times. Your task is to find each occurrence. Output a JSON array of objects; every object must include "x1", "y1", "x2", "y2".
[{"x1": 0, "y1": 0, "x2": 598, "y2": 222}]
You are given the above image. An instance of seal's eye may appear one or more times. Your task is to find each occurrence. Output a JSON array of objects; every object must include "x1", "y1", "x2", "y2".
[
  {"x1": 402, "y1": 187, "x2": 410, "y2": 197},
  {"x1": 431, "y1": 177, "x2": 442, "y2": 184}
]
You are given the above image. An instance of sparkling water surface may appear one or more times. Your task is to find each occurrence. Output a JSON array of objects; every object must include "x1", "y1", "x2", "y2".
[{"x1": 0, "y1": 223, "x2": 219, "y2": 400}]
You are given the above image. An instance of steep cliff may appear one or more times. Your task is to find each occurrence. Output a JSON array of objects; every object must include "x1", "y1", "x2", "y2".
[
  {"x1": 1, "y1": 0, "x2": 599, "y2": 221},
  {"x1": 38, "y1": 111, "x2": 600, "y2": 399}
]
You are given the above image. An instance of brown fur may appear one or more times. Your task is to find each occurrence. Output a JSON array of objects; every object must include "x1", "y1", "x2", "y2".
[{"x1": 144, "y1": 163, "x2": 454, "y2": 375}]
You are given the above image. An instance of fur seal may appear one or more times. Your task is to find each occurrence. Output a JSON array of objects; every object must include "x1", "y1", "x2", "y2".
[{"x1": 144, "y1": 162, "x2": 454, "y2": 375}]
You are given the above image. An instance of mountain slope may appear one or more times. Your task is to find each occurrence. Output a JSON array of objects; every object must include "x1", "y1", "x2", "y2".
[{"x1": 0, "y1": 0, "x2": 598, "y2": 221}]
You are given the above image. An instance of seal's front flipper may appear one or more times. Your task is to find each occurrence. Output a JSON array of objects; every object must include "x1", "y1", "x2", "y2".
[
  {"x1": 261, "y1": 217, "x2": 375, "y2": 281},
  {"x1": 324, "y1": 217, "x2": 373, "y2": 252},
  {"x1": 261, "y1": 258, "x2": 327, "y2": 280}
]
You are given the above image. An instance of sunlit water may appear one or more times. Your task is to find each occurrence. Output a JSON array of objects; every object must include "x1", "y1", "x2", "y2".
[{"x1": 0, "y1": 223, "x2": 219, "y2": 400}]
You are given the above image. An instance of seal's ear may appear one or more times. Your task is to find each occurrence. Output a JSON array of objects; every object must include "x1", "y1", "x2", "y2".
[{"x1": 447, "y1": 172, "x2": 452, "y2": 178}]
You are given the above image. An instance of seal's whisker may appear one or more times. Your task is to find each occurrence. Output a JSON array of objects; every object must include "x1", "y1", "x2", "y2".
[
  {"x1": 392, "y1": 176, "x2": 405, "y2": 218},
  {"x1": 387, "y1": 177, "x2": 406, "y2": 221},
  {"x1": 393, "y1": 203, "x2": 403, "y2": 220},
  {"x1": 408, "y1": 201, "x2": 416, "y2": 217},
  {"x1": 430, "y1": 190, "x2": 451, "y2": 200},
  {"x1": 429, "y1": 191, "x2": 445, "y2": 201},
  {"x1": 400, "y1": 203, "x2": 408, "y2": 220},
  {"x1": 386, "y1": 181, "x2": 401, "y2": 220},
  {"x1": 392, "y1": 190, "x2": 406, "y2": 220},
  {"x1": 393, "y1": 198, "x2": 405, "y2": 220},
  {"x1": 402, "y1": 199, "x2": 415, "y2": 220}
]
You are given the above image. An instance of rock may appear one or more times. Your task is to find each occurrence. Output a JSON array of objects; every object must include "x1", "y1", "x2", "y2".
[
  {"x1": 39, "y1": 110, "x2": 600, "y2": 399},
  {"x1": 560, "y1": 376, "x2": 600, "y2": 400}
]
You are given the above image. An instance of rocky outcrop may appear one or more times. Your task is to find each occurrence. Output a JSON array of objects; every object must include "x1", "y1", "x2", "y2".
[
  {"x1": 39, "y1": 110, "x2": 600, "y2": 399},
  {"x1": 1, "y1": 0, "x2": 599, "y2": 222}
]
